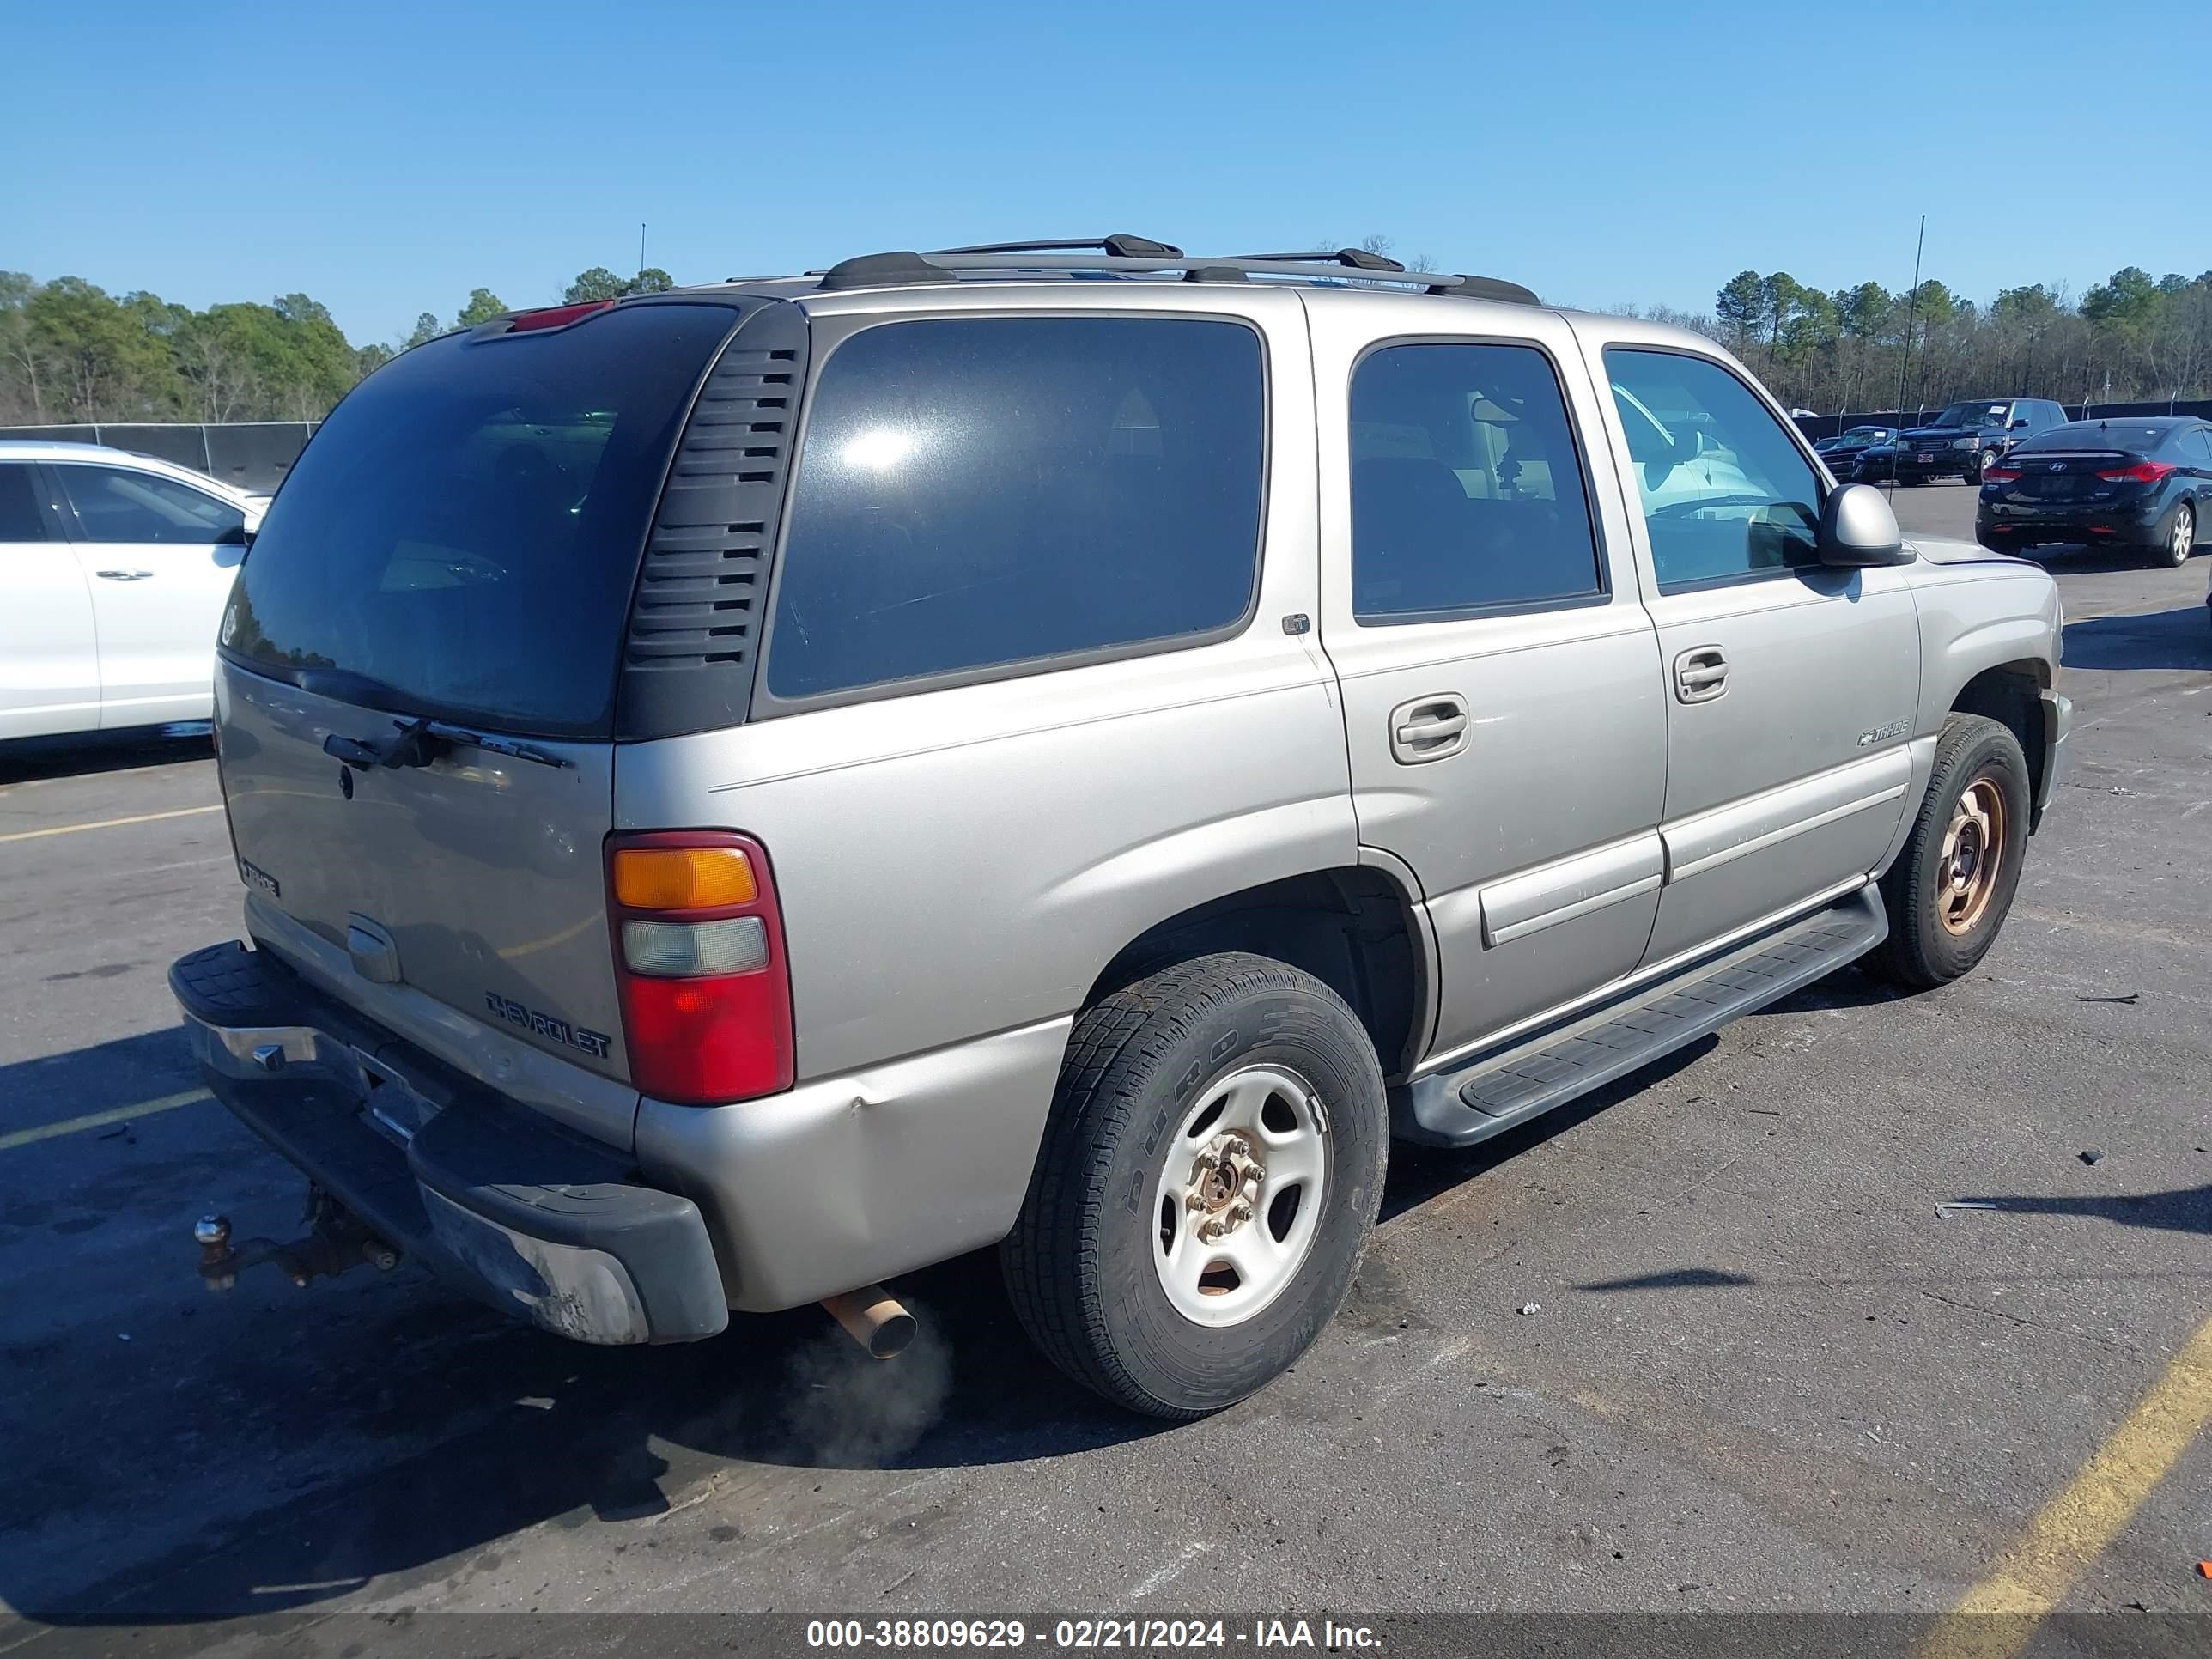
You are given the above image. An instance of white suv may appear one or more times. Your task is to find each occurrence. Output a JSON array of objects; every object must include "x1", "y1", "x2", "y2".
[{"x1": 0, "y1": 441, "x2": 264, "y2": 740}]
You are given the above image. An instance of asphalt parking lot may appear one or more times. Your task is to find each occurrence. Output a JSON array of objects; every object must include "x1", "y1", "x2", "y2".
[{"x1": 2, "y1": 482, "x2": 2207, "y2": 1653}]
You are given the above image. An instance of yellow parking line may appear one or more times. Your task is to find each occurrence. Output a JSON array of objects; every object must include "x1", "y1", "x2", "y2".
[
  {"x1": 0, "y1": 804, "x2": 224, "y2": 845},
  {"x1": 0, "y1": 1089, "x2": 212, "y2": 1152},
  {"x1": 1921, "y1": 1313, "x2": 2212, "y2": 1659}
]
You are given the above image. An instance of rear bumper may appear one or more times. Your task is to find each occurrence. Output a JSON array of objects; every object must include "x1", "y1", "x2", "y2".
[
  {"x1": 1979, "y1": 499, "x2": 2165, "y2": 544},
  {"x1": 170, "y1": 941, "x2": 728, "y2": 1346}
]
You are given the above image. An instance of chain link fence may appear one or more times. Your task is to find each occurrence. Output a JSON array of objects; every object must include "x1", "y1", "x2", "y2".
[{"x1": 1, "y1": 422, "x2": 318, "y2": 494}]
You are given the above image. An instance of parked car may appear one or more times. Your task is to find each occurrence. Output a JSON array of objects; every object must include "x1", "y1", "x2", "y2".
[
  {"x1": 0, "y1": 441, "x2": 264, "y2": 741},
  {"x1": 1814, "y1": 425, "x2": 1898, "y2": 481},
  {"x1": 1978, "y1": 416, "x2": 2212, "y2": 567},
  {"x1": 168, "y1": 243, "x2": 2069, "y2": 1419},
  {"x1": 1872, "y1": 398, "x2": 2069, "y2": 484}
]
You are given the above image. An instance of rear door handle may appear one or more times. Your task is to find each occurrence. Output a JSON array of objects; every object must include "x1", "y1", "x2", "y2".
[
  {"x1": 1673, "y1": 646, "x2": 1729, "y2": 704},
  {"x1": 1389, "y1": 693, "x2": 1471, "y2": 763},
  {"x1": 94, "y1": 568, "x2": 155, "y2": 581}
]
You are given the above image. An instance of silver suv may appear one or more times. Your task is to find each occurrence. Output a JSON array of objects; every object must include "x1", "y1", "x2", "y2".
[{"x1": 172, "y1": 239, "x2": 2070, "y2": 1418}]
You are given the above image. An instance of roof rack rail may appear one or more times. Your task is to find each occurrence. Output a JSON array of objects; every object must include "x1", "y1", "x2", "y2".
[
  {"x1": 1229, "y1": 247, "x2": 1406, "y2": 272},
  {"x1": 811, "y1": 246, "x2": 1540, "y2": 305},
  {"x1": 933, "y1": 234, "x2": 1183, "y2": 259}
]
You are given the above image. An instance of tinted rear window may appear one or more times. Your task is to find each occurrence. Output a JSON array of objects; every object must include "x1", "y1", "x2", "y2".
[
  {"x1": 221, "y1": 304, "x2": 736, "y2": 736},
  {"x1": 2018, "y1": 423, "x2": 2174, "y2": 453},
  {"x1": 0, "y1": 463, "x2": 48, "y2": 542},
  {"x1": 764, "y1": 317, "x2": 1264, "y2": 702},
  {"x1": 1350, "y1": 341, "x2": 1603, "y2": 619}
]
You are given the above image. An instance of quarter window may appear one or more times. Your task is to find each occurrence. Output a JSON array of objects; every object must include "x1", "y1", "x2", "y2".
[
  {"x1": 1349, "y1": 342, "x2": 1603, "y2": 620},
  {"x1": 766, "y1": 317, "x2": 1265, "y2": 701},
  {"x1": 57, "y1": 465, "x2": 244, "y2": 544},
  {"x1": 1604, "y1": 349, "x2": 1824, "y2": 591},
  {"x1": 0, "y1": 464, "x2": 50, "y2": 543}
]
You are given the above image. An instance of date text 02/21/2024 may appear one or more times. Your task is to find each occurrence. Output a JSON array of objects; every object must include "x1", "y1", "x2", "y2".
[{"x1": 803, "y1": 1619, "x2": 1383, "y2": 1650}]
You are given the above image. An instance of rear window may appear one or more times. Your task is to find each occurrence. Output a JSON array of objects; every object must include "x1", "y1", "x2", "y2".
[
  {"x1": 763, "y1": 317, "x2": 1264, "y2": 702},
  {"x1": 1349, "y1": 341, "x2": 1603, "y2": 619},
  {"x1": 221, "y1": 303, "x2": 737, "y2": 736},
  {"x1": 2017, "y1": 423, "x2": 2172, "y2": 453},
  {"x1": 0, "y1": 463, "x2": 48, "y2": 542}
]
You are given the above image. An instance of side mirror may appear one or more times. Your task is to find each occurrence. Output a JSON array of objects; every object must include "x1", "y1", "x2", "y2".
[
  {"x1": 216, "y1": 520, "x2": 251, "y2": 546},
  {"x1": 1817, "y1": 483, "x2": 1911, "y2": 568},
  {"x1": 2009, "y1": 419, "x2": 2028, "y2": 429}
]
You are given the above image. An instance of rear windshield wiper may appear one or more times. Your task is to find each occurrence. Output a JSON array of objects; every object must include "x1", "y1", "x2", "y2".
[{"x1": 324, "y1": 716, "x2": 573, "y2": 772}]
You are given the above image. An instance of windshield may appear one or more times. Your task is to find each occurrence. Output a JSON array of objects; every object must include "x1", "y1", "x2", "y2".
[
  {"x1": 1842, "y1": 428, "x2": 1890, "y2": 442},
  {"x1": 221, "y1": 303, "x2": 737, "y2": 737},
  {"x1": 1932, "y1": 402, "x2": 2009, "y2": 428}
]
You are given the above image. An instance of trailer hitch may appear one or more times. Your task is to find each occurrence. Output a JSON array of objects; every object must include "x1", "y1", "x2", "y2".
[{"x1": 195, "y1": 1186, "x2": 400, "y2": 1291}]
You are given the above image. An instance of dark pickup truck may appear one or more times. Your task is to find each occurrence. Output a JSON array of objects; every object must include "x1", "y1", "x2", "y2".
[{"x1": 1862, "y1": 398, "x2": 2070, "y2": 484}]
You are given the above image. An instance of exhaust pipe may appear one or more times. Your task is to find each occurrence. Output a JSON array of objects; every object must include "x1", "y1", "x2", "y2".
[{"x1": 821, "y1": 1285, "x2": 916, "y2": 1358}]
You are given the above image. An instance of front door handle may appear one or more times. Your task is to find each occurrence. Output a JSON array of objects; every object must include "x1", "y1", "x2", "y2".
[
  {"x1": 1673, "y1": 646, "x2": 1729, "y2": 704},
  {"x1": 1389, "y1": 693, "x2": 1471, "y2": 763},
  {"x1": 94, "y1": 568, "x2": 155, "y2": 581}
]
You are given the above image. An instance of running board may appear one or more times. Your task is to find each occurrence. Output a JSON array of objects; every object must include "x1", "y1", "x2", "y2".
[{"x1": 1393, "y1": 887, "x2": 1887, "y2": 1148}]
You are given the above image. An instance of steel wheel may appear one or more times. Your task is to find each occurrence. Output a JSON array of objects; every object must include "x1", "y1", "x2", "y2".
[
  {"x1": 2166, "y1": 502, "x2": 2195, "y2": 567},
  {"x1": 1937, "y1": 776, "x2": 2008, "y2": 936},
  {"x1": 1151, "y1": 1064, "x2": 1329, "y2": 1328}
]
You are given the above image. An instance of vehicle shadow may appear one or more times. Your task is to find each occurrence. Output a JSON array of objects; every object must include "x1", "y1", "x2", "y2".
[
  {"x1": 0, "y1": 966, "x2": 1904, "y2": 1625},
  {"x1": 2060, "y1": 606, "x2": 2211, "y2": 672},
  {"x1": 1764, "y1": 962, "x2": 1909, "y2": 1013},
  {"x1": 5, "y1": 1238, "x2": 1159, "y2": 1624},
  {"x1": 0, "y1": 1015, "x2": 1171, "y2": 1624},
  {"x1": 0, "y1": 1025, "x2": 203, "y2": 1128},
  {"x1": 0, "y1": 724, "x2": 213, "y2": 787},
  {"x1": 1379, "y1": 1038, "x2": 1713, "y2": 1223},
  {"x1": 2023, "y1": 545, "x2": 2184, "y2": 576}
]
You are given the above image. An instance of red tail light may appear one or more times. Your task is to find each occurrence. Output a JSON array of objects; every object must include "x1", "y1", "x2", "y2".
[
  {"x1": 2095, "y1": 460, "x2": 2175, "y2": 484},
  {"x1": 1981, "y1": 465, "x2": 2021, "y2": 485},
  {"x1": 606, "y1": 831, "x2": 793, "y2": 1104},
  {"x1": 507, "y1": 299, "x2": 617, "y2": 333}
]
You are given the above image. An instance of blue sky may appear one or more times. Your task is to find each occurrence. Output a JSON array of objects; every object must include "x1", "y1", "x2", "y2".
[{"x1": 14, "y1": 0, "x2": 2209, "y2": 347}]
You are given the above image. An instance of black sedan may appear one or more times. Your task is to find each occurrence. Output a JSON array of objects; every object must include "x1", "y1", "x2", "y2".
[
  {"x1": 1814, "y1": 426, "x2": 1897, "y2": 481},
  {"x1": 1977, "y1": 417, "x2": 2212, "y2": 568}
]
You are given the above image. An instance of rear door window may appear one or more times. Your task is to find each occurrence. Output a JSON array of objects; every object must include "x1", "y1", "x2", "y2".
[
  {"x1": 222, "y1": 303, "x2": 738, "y2": 737},
  {"x1": 56, "y1": 465, "x2": 242, "y2": 544},
  {"x1": 763, "y1": 316, "x2": 1264, "y2": 702},
  {"x1": 0, "y1": 464, "x2": 51, "y2": 543},
  {"x1": 1349, "y1": 341, "x2": 1603, "y2": 620}
]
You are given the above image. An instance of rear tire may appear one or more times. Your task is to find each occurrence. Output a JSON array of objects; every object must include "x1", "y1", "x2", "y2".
[
  {"x1": 1867, "y1": 714, "x2": 2030, "y2": 990},
  {"x1": 2155, "y1": 501, "x2": 2195, "y2": 568},
  {"x1": 1001, "y1": 953, "x2": 1387, "y2": 1419}
]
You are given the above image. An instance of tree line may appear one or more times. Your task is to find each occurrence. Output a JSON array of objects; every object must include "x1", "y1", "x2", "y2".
[
  {"x1": 9, "y1": 256, "x2": 2209, "y2": 427},
  {"x1": 0, "y1": 265, "x2": 673, "y2": 427},
  {"x1": 1643, "y1": 265, "x2": 2212, "y2": 415}
]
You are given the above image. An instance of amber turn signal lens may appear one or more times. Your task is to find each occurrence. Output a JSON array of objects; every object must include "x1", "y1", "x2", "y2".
[{"x1": 612, "y1": 846, "x2": 757, "y2": 910}]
